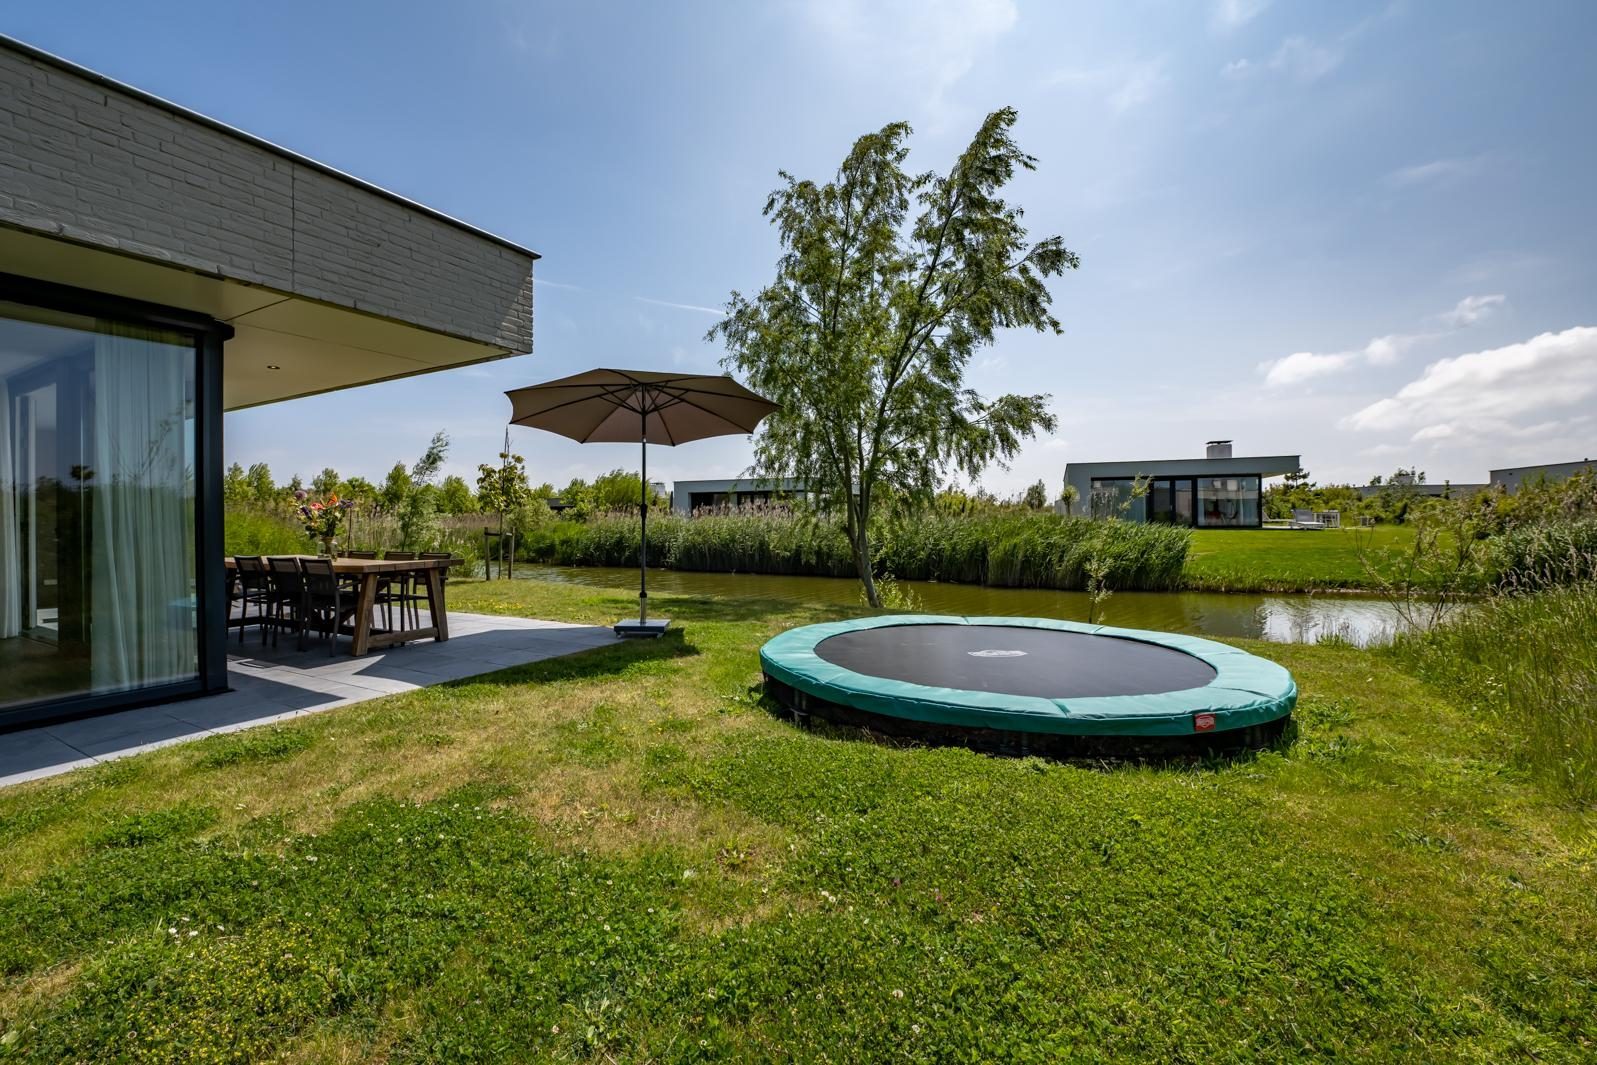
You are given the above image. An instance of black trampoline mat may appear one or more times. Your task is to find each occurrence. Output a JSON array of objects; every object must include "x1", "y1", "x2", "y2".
[{"x1": 814, "y1": 624, "x2": 1218, "y2": 699}]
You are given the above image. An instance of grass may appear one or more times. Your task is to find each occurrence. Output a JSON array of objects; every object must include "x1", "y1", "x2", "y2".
[
  {"x1": 1392, "y1": 580, "x2": 1597, "y2": 803},
  {"x1": 1183, "y1": 525, "x2": 1417, "y2": 592},
  {"x1": 1, "y1": 578, "x2": 1593, "y2": 1061}
]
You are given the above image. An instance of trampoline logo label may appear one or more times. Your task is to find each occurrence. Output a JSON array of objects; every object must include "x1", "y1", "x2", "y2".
[{"x1": 967, "y1": 649, "x2": 1028, "y2": 658}]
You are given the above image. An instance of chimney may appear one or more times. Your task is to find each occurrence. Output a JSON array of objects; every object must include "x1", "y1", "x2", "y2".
[{"x1": 1205, "y1": 440, "x2": 1233, "y2": 460}]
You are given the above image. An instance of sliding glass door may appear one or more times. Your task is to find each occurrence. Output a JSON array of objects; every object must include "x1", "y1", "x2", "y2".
[
  {"x1": 0, "y1": 301, "x2": 199, "y2": 713},
  {"x1": 1147, "y1": 478, "x2": 1194, "y2": 525}
]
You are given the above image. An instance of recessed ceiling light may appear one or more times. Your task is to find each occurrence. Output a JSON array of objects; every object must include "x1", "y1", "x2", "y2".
[{"x1": 266, "y1": 364, "x2": 281, "y2": 370}]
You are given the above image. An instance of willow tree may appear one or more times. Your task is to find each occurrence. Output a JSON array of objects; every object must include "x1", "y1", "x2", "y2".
[{"x1": 712, "y1": 108, "x2": 1078, "y2": 606}]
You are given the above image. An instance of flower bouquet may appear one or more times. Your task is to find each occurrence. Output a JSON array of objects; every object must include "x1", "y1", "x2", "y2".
[{"x1": 294, "y1": 490, "x2": 354, "y2": 556}]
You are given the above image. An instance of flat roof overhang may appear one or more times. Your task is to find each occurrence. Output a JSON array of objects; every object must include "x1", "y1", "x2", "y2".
[
  {"x1": 1066, "y1": 455, "x2": 1303, "y2": 479},
  {"x1": 0, "y1": 224, "x2": 527, "y2": 410},
  {"x1": 1, "y1": 33, "x2": 537, "y2": 411}
]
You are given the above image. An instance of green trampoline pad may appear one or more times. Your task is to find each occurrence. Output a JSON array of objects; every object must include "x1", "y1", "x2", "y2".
[{"x1": 760, "y1": 615, "x2": 1297, "y2": 738}]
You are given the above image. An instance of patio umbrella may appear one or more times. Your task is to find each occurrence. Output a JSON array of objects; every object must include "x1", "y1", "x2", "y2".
[{"x1": 505, "y1": 368, "x2": 778, "y2": 636}]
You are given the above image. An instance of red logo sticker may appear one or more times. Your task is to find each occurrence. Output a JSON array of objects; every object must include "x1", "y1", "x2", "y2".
[{"x1": 1193, "y1": 712, "x2": 1217, "y2": 732}]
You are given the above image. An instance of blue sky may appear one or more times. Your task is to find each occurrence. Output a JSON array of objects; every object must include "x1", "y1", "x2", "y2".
[{"x1": 11, "y1": 0, "x2": 1597, "y2": 491}]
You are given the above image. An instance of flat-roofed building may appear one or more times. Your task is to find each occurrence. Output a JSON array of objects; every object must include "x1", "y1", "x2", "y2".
[
  {"x1": 1063, "y1": 441, "x2": 1300, "y2": 527},
  {"x1": 0, "y1": 34, "x2": 536, "y2": 728}
]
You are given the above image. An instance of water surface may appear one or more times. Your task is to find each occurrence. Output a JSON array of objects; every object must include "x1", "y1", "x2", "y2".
[{"x1": 514, "y1": 565, "x2": 1408, "y2": 646}]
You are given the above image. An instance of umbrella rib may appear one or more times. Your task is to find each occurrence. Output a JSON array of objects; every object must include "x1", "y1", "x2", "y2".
[
  {"x1": 510, "y1": 384, "x2": 648, "y2": 422},
  {"x1": 659, "y1": 390, "x2": 773, "y2": 435}
]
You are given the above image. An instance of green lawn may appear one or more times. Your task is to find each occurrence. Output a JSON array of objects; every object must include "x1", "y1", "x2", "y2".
[
  {"x1": 1, "y1": 578, "x2": 1593, "y2": 1061},
  {"x1": 1183, "y1": 525, "x2": 1416, "y2": 592}
]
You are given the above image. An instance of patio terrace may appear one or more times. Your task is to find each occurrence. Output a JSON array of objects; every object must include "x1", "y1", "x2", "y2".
[{"x1": 0, "y1": 612, "x2": 617, "y2": 787}]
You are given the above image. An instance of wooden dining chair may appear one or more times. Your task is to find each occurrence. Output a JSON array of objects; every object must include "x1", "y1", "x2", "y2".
[
  {"x1": 383, "y1": 551, "x2": 424, "y2": 630},
  {"x1": 343, "y1": 550, "x2": 405, "y2": 631},
  {"x1": 232, "y1": 556, "x2": 271, "y2": 644},
  {"x1": 298, "y1": 557, "x2": 346, "y2": 656},
  {"x1": 420, "y1": 552, "x2": 453, "y2": 590},
  {"x1": 264, "y1": 557, "x2": 305, "y2": 649}
]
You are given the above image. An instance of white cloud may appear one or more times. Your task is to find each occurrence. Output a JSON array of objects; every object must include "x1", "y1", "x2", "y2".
[
  {"x1": 1107, "y1": 60, "x2": 1168, "y2": 113},
  {"x1": 633, "y1": 296, "x2": 727, "y2": 317},
  {"x1": 1044, "y1": 58, "x2": 1167, "y2": 115},
  {"x1": 1260, "y1": 350, "x2": 1354, "y2": 387},
  {"x1": 1384, "y1": 155, "x2": 1485, "y2": 189},
  {"x1": 1223, "y1": 34, "x2": 1342, "y2": 83},
  {"x1": 1343, "y1": 326, "x2": 1597, "y2": 432},
  {"x1": 1267, "y1": 36, "x2": 1343, "y2": 81},
  {"x1": 1260, "y1": 295, "x2": 1506, "y2": 388},
  {"x1": 1361, "y1": 333, "x2": 1414, "y2": 366},
  {"x1": 800, "y1": 0, "x2": 1017, "y2": 117},
  {"x1": 1212, "y1": 0, "x2": 1271, "y2": 32},
  {"x1": 1438, "y1": 293, "x2": 1505, "y2": 329}
]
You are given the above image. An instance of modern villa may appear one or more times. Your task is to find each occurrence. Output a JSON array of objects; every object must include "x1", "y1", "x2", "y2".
[
  {"x1": 0, "y1": 35, "x2": 536, "y2": 729},
  {"x1": 1490, "y1": 459, "x2": 1596, "y2": 493},
  {"x1": 1063, "y1": 441, "x2": 1300, "y2": 527},
  {"x1": 670, "y1": 476, "x2": 811, "y2": 515}
]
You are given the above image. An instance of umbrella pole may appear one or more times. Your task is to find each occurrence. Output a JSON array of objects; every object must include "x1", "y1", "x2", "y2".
[{"x1": 639, "y1": 414, "x2": 648, "y2": 624}]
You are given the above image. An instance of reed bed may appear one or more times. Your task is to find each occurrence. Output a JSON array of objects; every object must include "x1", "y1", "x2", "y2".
[
  {"x1": 520, "y1": 510, "x2": 1190, "y2": 591},
  {"x1": 1392, "y1": 575, "x2": 1597, "y2": 804}
]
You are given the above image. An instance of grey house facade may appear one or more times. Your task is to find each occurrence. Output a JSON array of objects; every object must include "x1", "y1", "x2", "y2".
[
  {"x1": 0, "y1": 35, "x2": 536, "y2": 728},
  {"x1": 1490, "y1": 459, "x2": 1595, "y2": 493},
  {"x1": 671, "y1": 477, "x2": 811, "y2": 515},
  {"x1": 1063, "y1": 442, "x2": 1300, "y2": 527}
]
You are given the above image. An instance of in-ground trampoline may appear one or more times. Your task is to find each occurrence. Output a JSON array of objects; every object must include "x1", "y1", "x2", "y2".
[{"x1": 761, "y1": 615, "x2": 1296, "y2": 757}]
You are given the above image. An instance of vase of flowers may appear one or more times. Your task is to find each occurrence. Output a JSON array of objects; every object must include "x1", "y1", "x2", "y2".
[{"x1": 294, "y1": 490, "x2": 353, "y2": 556}]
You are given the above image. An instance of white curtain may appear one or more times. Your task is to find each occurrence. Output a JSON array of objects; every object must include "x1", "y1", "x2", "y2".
[
  {"x1": 90, "y1": 326, "x2": 195, "y2": 691},
  {"x1": 0, "y1": 376, "x2": 18, "y2": 640}
]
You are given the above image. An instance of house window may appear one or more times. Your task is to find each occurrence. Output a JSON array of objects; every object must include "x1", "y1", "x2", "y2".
[
  {"x1": 1089, "y1": 478, "x2": 1137, "y2": 519},
  {"x1": 1196, "y1": 476, "x2": 1261, "y2": 527},
  {"x1": 0, "y1": 300, "x2": 199, "y2": 714}
]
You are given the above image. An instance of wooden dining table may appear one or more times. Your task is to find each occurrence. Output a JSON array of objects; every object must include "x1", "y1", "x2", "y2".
[{"x1": 225, "y1": 555, "x2": 458, "y2": 656}]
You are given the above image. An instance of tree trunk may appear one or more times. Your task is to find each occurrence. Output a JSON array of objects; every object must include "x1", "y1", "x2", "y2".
[
  {"x1": 853, "y1": 530, "x2": 880, "y2": 608},
  {"x1": 846, "y1": 497, "x2": 881, "y2": 608}
]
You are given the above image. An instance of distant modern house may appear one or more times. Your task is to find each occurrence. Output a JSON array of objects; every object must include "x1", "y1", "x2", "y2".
[
  {"x1": 671, "y1": 477, "x2": 810, "y2": 515},
  {"x1": 0, "y1": 35, "x2": 536, "y2": 729},
  {"x1": 1351, "y1": 459, "x2": 1595, "y2": 499},
  {"x1": 1063, "y1": 441, "x2": 1300, "y2": 527},
  {"x1": 1354, "y1": 476, "x2": 1488, "y2": 500},
  {"x1": 1490, "y1": 459, "x2": 1596, "y2": 493}
]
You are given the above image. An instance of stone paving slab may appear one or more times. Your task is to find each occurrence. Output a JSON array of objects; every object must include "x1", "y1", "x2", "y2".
[{"x1": 0, "y1": 613, "x2": 619, "y2": 789}]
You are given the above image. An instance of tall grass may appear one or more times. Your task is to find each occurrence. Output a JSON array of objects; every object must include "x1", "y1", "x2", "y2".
[
  {"x1": 883, "y1": 511, "x2": 1191, "y2": 591},
  {"x1": 520, "y1": 510, "x2": 1190, "y2": 591},
  {"x1": 1392, "y1": 579, "x2": 1597, "y2": 804},
  {"x1": 1487, "y1": 518, "x2": 1597, "y2": 588},
  {"x1": 224, "y1": 503, "x2": 488, "y2": 567}
]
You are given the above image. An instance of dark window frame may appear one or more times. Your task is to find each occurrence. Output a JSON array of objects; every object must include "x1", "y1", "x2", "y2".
[
  {"x1": 1194, "y1": 474, "x2": 1264, "y2": 529},
  {"x1": 0, "y1": 271, "x2": 232, "y2": 731}
]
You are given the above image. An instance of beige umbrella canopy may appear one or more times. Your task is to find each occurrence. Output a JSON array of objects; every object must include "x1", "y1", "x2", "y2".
[
  {"x1": 506, "y1": 368, "x2": 778, "y2": 445},
  {"x1": 505, "y1": 368, "x2": 778, "y2": 635}
]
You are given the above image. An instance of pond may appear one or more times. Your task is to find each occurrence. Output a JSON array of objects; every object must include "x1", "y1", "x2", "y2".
[{"x1": 512, "y1": 565, "x2": 1414, "y2": 647}]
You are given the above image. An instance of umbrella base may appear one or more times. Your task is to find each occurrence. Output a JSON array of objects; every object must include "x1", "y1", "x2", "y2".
[{"x1": 614, "y1": 618, "x2": 672, "y2": 638}]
